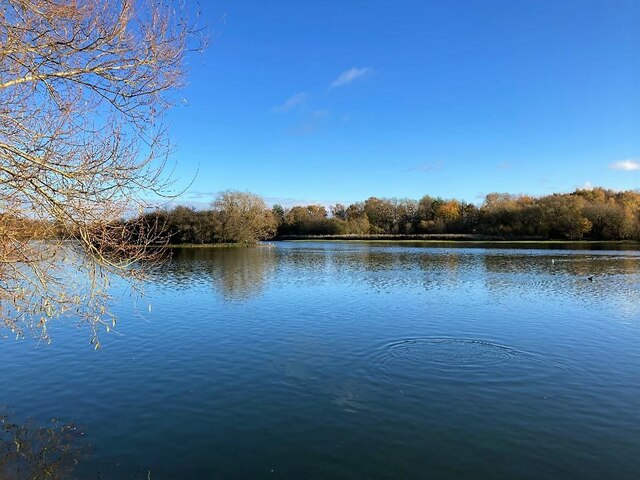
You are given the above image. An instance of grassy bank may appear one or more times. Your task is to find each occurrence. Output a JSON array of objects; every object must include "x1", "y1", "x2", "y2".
[
  {"x1": 277, "y1": 234, "x2": 640, "y2": 243},
  {"x1": 283, "y1": 238, "x2": 640, "y2": 244}
]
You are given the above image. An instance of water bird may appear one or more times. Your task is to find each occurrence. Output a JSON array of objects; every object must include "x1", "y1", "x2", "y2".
[
  {"x1": 587, "y1": 276, "x2": 593, "y2": 282},
  {"x1": 551, "y1": 259, "x2": 555, "y2": 265}
]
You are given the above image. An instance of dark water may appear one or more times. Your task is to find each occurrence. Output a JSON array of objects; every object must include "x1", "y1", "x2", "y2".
[{"x1": 1, "y1": 242, "x2": 639, "y2": 479}]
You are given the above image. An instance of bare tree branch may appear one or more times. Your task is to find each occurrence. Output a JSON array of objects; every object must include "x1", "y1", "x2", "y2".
[{"x1": 0, "y1": 0, "x2": 200, "y2": 346}]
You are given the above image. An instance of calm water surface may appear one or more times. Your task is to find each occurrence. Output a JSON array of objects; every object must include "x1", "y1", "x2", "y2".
[{"x1": 1, "y1": 242, "x2": 639, "y2": 479}]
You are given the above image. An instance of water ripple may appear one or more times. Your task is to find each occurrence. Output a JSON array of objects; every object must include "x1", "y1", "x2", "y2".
[{"x1": 372, "y1": 337, "x2": 519, "y2": 371}]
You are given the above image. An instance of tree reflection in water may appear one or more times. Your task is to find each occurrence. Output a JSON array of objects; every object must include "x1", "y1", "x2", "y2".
[
  {"x1": 155, "y1": 244, "x2": 640, "y2": 303},
  {"x1": 157, "y1": 246, "x2": 278, "y2": 300},
  {"x1": 0, "y1": 413, "x2": 87, "y2": 480}
]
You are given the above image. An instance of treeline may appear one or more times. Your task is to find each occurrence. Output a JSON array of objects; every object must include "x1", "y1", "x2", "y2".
[
  {"x1": 277, "y1": 188, "x2": 640, "y2": 240},
  {"x1": 0, "y1": 215, "x2": 65, "y2": 240},
  {"x1": 131, "y1": 191, "x2": 277, "y2": 245},
  {"x1": 129, "y1": 187, "x2": 640, "y2": 244}
]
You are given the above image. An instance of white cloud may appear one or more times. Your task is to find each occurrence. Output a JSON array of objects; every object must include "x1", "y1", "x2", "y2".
[
  {"x1": 609, "y1": 159, "x2": 640, "y2": 171},
  {"x1": 330, "y1": 67, "x2": 373, "y2": 88},
  {"x1": 273, "y1": 92, "x2": 307, "y2": 112}
]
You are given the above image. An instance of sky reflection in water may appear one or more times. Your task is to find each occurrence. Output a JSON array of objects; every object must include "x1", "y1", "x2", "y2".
[{"x1": 1, "y1": 242, "x2": 639, "y2": 479}]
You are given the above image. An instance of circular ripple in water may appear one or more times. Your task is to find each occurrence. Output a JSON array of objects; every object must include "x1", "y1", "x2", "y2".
[{"x1": 372, "y1": 337, "x2": 520, "y2": 374}]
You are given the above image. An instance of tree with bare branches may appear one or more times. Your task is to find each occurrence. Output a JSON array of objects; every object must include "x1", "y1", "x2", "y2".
[
  {"x1": 213, "y1": 191, "x2": 277, "y2": 244},
  {"x1": 0, "y1": 0, "x2": 198, "y2": 346}
]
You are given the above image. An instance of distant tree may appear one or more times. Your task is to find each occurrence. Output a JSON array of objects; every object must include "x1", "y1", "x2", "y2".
[
  {"x1": 282, "y1": 206, "x2": 311, "y2": 231},
  {"x1": 142, "y1": 187, "x2": 640, "y2": 244},
  {"x1": 435, "y1": 200, "x2": 461, "y2": 226},
  {"x1": 479, "y1": 193, "x2": 523, "y2": 236},
  {"x1": 617, "y1": 192, "x2": 640, "y2": 240},
  {"x1": 345, "y1": 202, "x2": 367, "y2": 220},
  {"x1": 331, "y1": 204, "x2": 348, "y2": 220},
  {"x1": 272, "y1": 204, "x2": 285, "y2": 227},
  {"x1": 395, "y1": 199, "x2": 419, "y2": 233},
  {"x1": 164, "y1": 206, "x2": 218, "y2": 244},
  {"x1": 364, "y1": 197, "x2": 396, "y2": 233},
  {"x1": 417, "y1": 195, "x2": 436, "y2": 222},
  {"x1": 538, "y1": 195, "x2": 592, "y2": 240},
  {"x1": 213, "y1": 191, "x2": 277, "y2": 244},
  {"x1": 343, "y1": 202, "x2": 370, "y2": 234},
  {"x1": 281, "y1": 204, "x2": 336, "y2": 235},
  {"x1": 460, "y1": 202, "x2": 480, "y2": 232},
  {"x1": 479, "y1": 193, "x2": 548, "y2": 237},
  {"x1": 346, "y1": 216, "x2": 370, "y2": 234},
  {"x1": 306, "y1": 205, "x2": 328, "y2": 219}
]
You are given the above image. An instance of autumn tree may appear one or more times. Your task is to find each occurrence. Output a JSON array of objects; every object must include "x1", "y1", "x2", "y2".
[
  {"x1": 479, "y1": 194, "x2": 524, "y2": 236},
  {"x1": 575, "y1": 188, "x2": 638, "y2": 240},
  {"x1": 416, "y1": 195, "x2": 444, "y2": 233},
  {"x1": 281, "y1": 204, "x2": 337, "y2": 235},
  {"x1": 538, "y1": 195, "x2": 592, "y2": 240},
  {"x1": 394, "y1": 199, "x2": 419, "y2": 234},
  {"x1": 435, "y1": 200, "x2": 461, "y2": 227},
  {"x1": 212, "y1": 191, "x2": 277, "y2": 244},
  {"x1": 0, "y1": 0, "x2": 197, "y2": 345},
  {"x1": 331, "y1": 204, "x2": 348, "y2": 220},
  {"x1": 363, "y1": 197, "x2": 396, "y2": 233},
  {"x1": 459, "y1": 202, "x2": 480, "y2": 232},
  {"x1": 343, "y1": 202, "x2": 370, "y2": 234}
]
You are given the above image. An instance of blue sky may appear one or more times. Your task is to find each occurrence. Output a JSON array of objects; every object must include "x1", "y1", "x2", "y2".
[{"x1": 166, "y1": 0, "x2": 639, "y2": 207}]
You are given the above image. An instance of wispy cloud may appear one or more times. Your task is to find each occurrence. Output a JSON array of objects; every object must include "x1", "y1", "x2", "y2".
[
  {"x1": 609, "y1": 159, "x2": 640, "y2": 171},
  {"x1": 496, "y1": 161, "x2": 513, "y2": 170},
  {"x1": 185, "y1": 190, "x2": 217, "y2": 200},
  {"x1": 288, "y1": 110, "x2": 330, "y2": 136},
  {"x1": 407, "y1": 160, "x2": 443, "y2": 173},
  {"x1": 330, "y1": 67, "x2": 373, "y2": 88},
  {"x1": 273, "y1": 92, "x2": 308, "y2": 112}
]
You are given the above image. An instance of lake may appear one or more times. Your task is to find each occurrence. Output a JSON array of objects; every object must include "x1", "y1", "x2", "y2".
[{"x1": 1, "y1": 241, "x2": 639, "y2": 479}]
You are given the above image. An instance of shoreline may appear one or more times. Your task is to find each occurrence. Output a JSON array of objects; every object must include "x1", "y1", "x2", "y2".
[
  {"x1": 280, "y1": 238, "x2": 640, "y2": 244},
  {"x1": 162, "y1": 239, "x2": 640, "y2": 249},
  {"x1": 275, "y1": 234, "x2": 640, "y2": 245}
]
